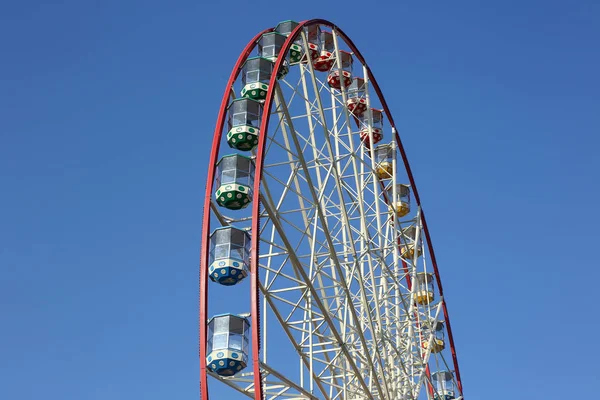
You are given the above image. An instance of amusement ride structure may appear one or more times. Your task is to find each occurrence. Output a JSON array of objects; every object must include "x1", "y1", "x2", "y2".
[{"x1": 199, "y1": 19, "x2": 464, "y2": 400}]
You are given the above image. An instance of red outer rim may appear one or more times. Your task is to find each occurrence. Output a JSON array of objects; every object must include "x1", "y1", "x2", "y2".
[
  {"x1": 200, "y1": 19, "x2": 463, "y2": 399},
  {"x1": 198, "y1": 28, "x2": 271, "y2": 400}
]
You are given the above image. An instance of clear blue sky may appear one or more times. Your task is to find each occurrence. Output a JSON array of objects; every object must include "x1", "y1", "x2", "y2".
[{"x1": 1, "y1": 1, "x2": 598, "y2": 399}]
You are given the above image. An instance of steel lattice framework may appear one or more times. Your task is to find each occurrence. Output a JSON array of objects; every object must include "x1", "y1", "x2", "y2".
[{"x1": 199, "y1": 19, "x2": 464, "y2": 400}]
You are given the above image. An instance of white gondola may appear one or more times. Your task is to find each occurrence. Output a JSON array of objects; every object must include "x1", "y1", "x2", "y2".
[
  {"x1": 373, "y1": 143, "x2": 394, "y2": 179},
  {"x1": 359, "y1": 108, "x2": 384, "y2": 147},
  {"x1": 432, "y1": 370, "x2": 456, "y2": 400},
  {"x1": 241, "y1": 57, "x2": 274, "y2": 101},
  {"x1": 206, "y1": 314, "x2": 250, "y2": 376},
  {"x1": 208, "y1": 226, "x2": 251, "y2": 285},
  {"x1": 415, "y1": 271, "x2": 434, "y2": 305},
  {"x1": 422, "y1": 320, "x2": 446, "y2": 353},
  {"x1": 346, "y1": 77, "x2": 367, "y2": 115},
  {"x1": 258, "y1": 31, "x2": 289, "y2": 79},
  {"x1": 215, "y1": 154, "x2": 255, "y2": 210},
  {"x1": 226, "y1": 98, "x2": 262, "y2": 151},
  {"x1": 401, "y1": 225, "x2": 422, "y2": 259},
  {"x1": 327, "y1": 50, "x2": 353, "y2": 89}
]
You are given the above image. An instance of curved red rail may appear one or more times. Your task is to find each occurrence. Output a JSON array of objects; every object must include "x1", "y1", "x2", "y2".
[
  {"x1": 199, "y1": 19, "x2": 463, "y2": 399},
  {"x1": 199, "y1": 27, "x2": 272, "y2": 400}
]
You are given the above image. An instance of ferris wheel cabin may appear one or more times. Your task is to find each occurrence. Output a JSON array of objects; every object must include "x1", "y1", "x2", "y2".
[
  {"x1": 388, "y1": 183, "x2": 411, "y2": 217},
  {"x1": 422, "y1": 320, "x2": 446, "y2": 354},
  {"x1": 313, "y1": 30, "x2": 335, "y2": 72},
  {"x1": 274, "y1": 20, "x2": 303, "y2": 64},
  {"x1": 258, "y1": 32, "x2": 289, "y2": 79},
  {"x1": 432, "y1": 370, "x2": 456, "y2": 400},
  {"x1": 226, "y1": 98, "x2": 262, "y2": 151},
  {"x1": 241, "y1": 57, "x2": 274, "y2": 101},
  {"x1": 415, "y1": 272, "x2": 435, "y2": 305},
  {"x1": 215, "y1": 154, "x2": 255, "y2": 210},
  {"x1": 208, "y1": 226, "x2": 251, "y2": 286},
  {"x1": 373, "y1": 143, "x2": 394, "y2": 180},
  {"x1": 327, "y1": 50, "x2": 353, "y2": 89},
  {"x1": 400, "y1": 225, "x2": 423, "y2": 259},
  {"x1": 302, "y1": 24, "x2": 321, "y2": 64},
  {"x1": 359, "y1": 108, "x2": 384, "y2": 147},
  {"x1": 275, "y1": 21, "x2": 320, "y2": 65},
  {"x1": 346, "y1": 77, "x2": 368, "y2": 115},
  {"x1": 206, "y1": 314, "x2": 250, "y2": 376}
]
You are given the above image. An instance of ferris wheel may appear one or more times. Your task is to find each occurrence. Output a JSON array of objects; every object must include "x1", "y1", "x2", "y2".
[{"x1": 199, "y1": 19, "x2": 464, "y2": 400}]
